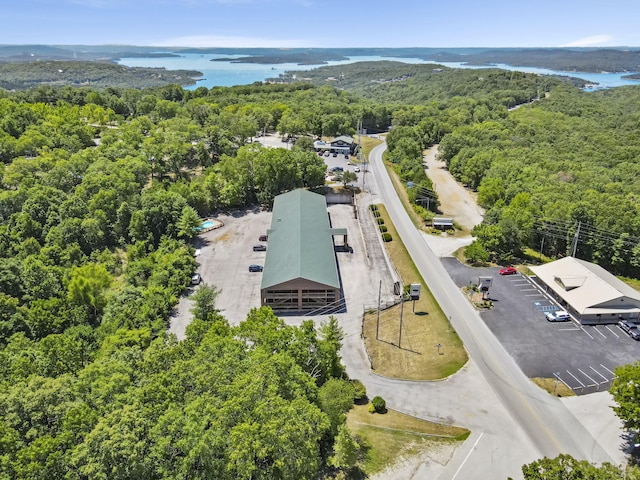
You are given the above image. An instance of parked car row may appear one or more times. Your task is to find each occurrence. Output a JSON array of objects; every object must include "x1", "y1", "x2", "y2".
[
  {"x1": 250, "y1": 234, "x2": 267, "y2": 272},
  {"x1": 619, "y1": 320, "x2": 640, "y2": 340}
]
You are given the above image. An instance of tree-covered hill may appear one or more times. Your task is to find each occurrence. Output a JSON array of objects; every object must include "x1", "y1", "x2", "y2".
[
  {"x1": 437, "y1": 84, "x2": 640, "y2": 273},
  {"x1": 275, "y1": 61, "x2": 580, "y2": 107},
  {"x1": 0, "y1": 61, "x2": 202, "y2": 90}
]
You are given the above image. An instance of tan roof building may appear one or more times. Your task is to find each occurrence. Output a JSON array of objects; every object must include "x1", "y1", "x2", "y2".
[{"x1": 530, "y1": 257, "x2": 640, "y2": 324}]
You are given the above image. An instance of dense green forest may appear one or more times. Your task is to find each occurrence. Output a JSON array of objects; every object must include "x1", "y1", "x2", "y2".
[
  {"x1": 437, "y1": 84, "x2": 640, "y2": 275},
  {"x1": 0, "y1": 82, "x2": 379, "y2": 478},
  {"x1": 276, "y1": 61, "x2": 583, "y2": 105},
  {"x1": 1, "y1": 63, "x2": 640, "y2": 477},
  {"x1": 0, "y1": 61, "x2": 202, "y2": 90}
]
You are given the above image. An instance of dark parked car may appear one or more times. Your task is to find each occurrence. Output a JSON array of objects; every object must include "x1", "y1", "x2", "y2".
[
  {"x1": 619, "y1": 320, "x2": 640, "y2": 340},
  {"x1": 253, "y1": 244, "x2": 267, "y2": 251},
  {"x1": 344, "y1": 154, "x2": 349, "y2": 160},
  {"x1": 249, "y1": 264, "x2": 263, "y2": 272},
  {"x1": 258, "y1": 234, "x2": 268, "y2": 242},
  {"x1": 498, "y1": 266, "x2": 517, "y2": 275},
  {"x1": 332, "y1": 152, "x2": 338, "y2": 157}
]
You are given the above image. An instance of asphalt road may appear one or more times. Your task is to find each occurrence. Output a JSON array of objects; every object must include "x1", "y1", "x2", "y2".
[{"x1": 367, "y1": 142, "x2": 615, "y2": 477}]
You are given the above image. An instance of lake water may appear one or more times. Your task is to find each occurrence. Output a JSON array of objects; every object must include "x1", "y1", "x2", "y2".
[{"x1": 117, "y1": 53, "x2": 640, "y2": 91}]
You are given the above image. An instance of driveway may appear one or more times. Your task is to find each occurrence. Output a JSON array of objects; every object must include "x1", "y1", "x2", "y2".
[{"x1": 424, "y1": 145, "x2": 484, "y2": 232}]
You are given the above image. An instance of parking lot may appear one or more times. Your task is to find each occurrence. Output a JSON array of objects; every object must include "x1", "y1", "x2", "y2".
[
  {"x1": 175, "y1": 195, "x2": 396, "y2": 333},
  {"x1": 442, "y1": 258, "x2": 640, "y2": 394}
]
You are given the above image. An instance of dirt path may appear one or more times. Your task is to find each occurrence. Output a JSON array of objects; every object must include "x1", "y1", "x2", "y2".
[{"x1": 423, "y1": 145, "x2": 484, "y2": 232}]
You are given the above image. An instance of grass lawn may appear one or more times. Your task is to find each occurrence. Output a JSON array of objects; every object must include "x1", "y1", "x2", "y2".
[
  {"x1": 356, "y1": 135, "x2": 383, "y2": 159},
  {"x1": 363, "y1": 205, "x2": 468, "y2": 380},
  {"x1": 531, "y1": 377, "x2": 576, "y2": 397},
  {"x1": 347, "y1": 403, "x2": 469, "y2": 476}
]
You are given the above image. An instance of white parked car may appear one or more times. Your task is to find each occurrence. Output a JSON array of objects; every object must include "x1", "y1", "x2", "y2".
[{"x1": 544, "y1": 310, "x2": 570, "y2": 322}]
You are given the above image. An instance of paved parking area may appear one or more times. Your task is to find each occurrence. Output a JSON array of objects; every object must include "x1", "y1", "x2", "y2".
[
  {"x1": 168, "y1": 196, "x2": 397, "y2": 336},
  {"x1": 442, "y1": 258, "x2": 640, "y2": 394}
]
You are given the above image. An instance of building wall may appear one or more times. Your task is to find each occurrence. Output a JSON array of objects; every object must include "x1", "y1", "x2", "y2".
[{"x1": 261, "y1": 278, "x2": 340, "y2": 312}]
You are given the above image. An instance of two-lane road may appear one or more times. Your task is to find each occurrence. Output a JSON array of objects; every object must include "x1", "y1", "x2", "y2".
[{"x1": 368, "y1": 142, "x2": 615, "y2": 477}]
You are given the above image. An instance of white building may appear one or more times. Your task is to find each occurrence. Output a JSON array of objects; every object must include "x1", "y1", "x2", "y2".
[{"x1": 530, "y1": 257, "x2": 640, "y2": 324}]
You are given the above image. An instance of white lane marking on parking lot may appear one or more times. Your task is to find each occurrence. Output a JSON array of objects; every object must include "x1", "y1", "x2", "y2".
[
  {"x1": 593, "y1": 327, "x2": 607, "y2": 339},
  {"x1": 578, "y1": 369, "x2": 598, "y2": 387},
  {"x1": 600, "y1": 364, "x2": 616, "y2": 375},
  {"x1": 566, "y1": 370, "x2": 586, "y2": 388},
  {"x1": 590, "y1": 366, "x2": 609, "y2": 382},
  {"x1": 525, "y1": 294, "x2": 543, "y2": 297},
  {"x1": 580, "y1": 327, "x2": 595, "y2": 340},
  {"x1": 605, "y1": 325, "x2": 620, "y2": 338},
  {"x1": 559, "y1": 328, "x2": 580, "y2": 331}
]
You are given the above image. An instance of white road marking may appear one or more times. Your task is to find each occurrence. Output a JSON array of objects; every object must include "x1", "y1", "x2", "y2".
[
  {"x1": 600, "y1": 364, "x2": 616, "y2": 375},
  {"x1": 593, "y1": 327, "x2": 607, "y2": 339},
  {"x1": 590, "y1": 366, "x2": 609, "y2": 382},
  {"x1": 580, "y1": 327, "x2": 594, "y2": 340},
  {"x1": 566, "y1": 370, "x2": 586, "y2": 388},
  {"x1": 578, "y1": 369, "x2": 597, "y2": 387},
  {"x1": 605, "y1": 325, "x2": 620, "y2": 338},
  {"x1": 452, "y1": 432, "x2": 484, "y2": 480}
]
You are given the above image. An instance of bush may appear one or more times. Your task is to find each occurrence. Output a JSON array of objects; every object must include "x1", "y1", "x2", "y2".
[
  {"x1": 369, "y1": 204, "x2": 378, "y2": 211},
  {"x1": 351, "y1": 379, "x2": 367, "y2": 403},
  {"x1": 382, "y1": 233, "x2": 392, "y2": 242},
  {"x1": 372, "y1": 210, "x2": 381, "y2": 218},
  {"x1": 379, "y1": 225, "x2": 388, "y2": 233},
  {"x1": 371, "y1": 396, "x2": 386, "y2": 413},
  {"x1": 376, "y1": 217, "x2": 385, "y2": 225}
]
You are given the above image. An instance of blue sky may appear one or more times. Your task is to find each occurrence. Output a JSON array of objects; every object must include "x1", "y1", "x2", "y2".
[{"x1": 2, "y1": 0, "x2": 639, "y2": 48}]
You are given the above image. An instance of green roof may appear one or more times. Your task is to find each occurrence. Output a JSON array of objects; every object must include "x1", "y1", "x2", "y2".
[{"x1": 261, "y1": 189, "x2": 340, "y2": 290}]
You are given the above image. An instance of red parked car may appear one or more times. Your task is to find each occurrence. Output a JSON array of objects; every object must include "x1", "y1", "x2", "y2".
[{"x1": 498, "y1": 266, "x2": 517, "y2": 275}]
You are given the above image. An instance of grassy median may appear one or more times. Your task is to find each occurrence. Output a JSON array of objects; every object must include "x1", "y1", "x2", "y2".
[{"x1": 363, "y1": 205, "x2": 468, "y2": 380}]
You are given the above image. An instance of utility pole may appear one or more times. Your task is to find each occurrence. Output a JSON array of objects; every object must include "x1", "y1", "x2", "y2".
[
  {"x1": 376, "y1": 279, "x2": 381, "y2": 340},
  {"x1": 357, "y1": 118, "x2": 365, "y2": 192},
  {"x1": 398, "y1": 293, "x2": 404, "y2": 348},
  {"x1": 571, "y1": 221, "x2": 581, "y2": 257}
]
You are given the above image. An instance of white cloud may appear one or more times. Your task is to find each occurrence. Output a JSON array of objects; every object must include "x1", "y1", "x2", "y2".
[
  {"x1": 559, "y1": 35, "x2": 614, "y2": 47},
  {"x1": 155, "y1": 34, "x2": 314, "y2": 48}
]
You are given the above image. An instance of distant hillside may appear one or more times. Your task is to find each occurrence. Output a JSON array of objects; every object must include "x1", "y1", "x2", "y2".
[
  {"x1": 1, "y1": 45, "x2": 640, "y2": 73},
  {"x1": 0, "y1": 60, "x2": 202, "y2": 90},
  {"x1": 420, "y1": 48, "x2": 640, "y2": 73},
  {"x1": 271, "y1": 61, "x2": 583, "y2": 106}
]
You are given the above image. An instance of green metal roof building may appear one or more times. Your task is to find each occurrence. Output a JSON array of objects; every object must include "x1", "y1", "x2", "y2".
[{"x1": 261, "y1": 189, "x2": 345, "y2": 312}]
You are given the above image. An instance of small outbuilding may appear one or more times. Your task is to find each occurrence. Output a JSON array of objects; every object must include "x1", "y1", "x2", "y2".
[
  {"x1": 432, "y1": 217, "x2": 454, "y2": 230},
  {"x1": 260, "y1": 189, "x2": 344, "y2": 312},
  {"x1": 530, "y1": 257, "x2": 640, "y2": 324}
]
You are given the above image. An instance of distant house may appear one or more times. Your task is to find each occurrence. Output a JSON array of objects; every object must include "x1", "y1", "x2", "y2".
[
  {"x1": 330, "y1": 135, "x2": 356, "y2": 154},
  {"x1": 530, "y1": 257, "x2": 640, "y2": 324}
]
